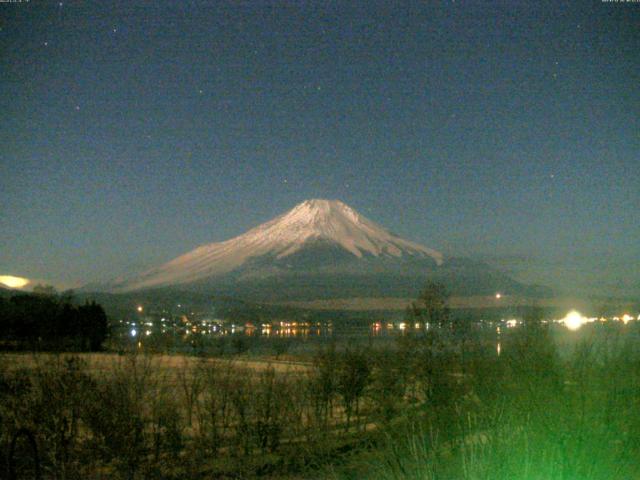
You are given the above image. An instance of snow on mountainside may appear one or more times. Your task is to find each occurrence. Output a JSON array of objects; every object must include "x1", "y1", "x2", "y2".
[{"x1": 110, "y1": 199, "x2": 443, "y2": 292}]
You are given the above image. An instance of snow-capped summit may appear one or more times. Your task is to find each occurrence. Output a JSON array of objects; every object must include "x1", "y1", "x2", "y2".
[
  {"x1": 109, "y1": 199, "x2": 443, "y2": 292},
  {"x1": 246, "y1": 199, "x2": 442, "y2": 261}
]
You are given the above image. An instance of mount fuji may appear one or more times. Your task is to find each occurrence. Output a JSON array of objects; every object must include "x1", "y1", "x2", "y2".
[{"x1": 97, "y1": 199, "x2": 548, "y2": 301}]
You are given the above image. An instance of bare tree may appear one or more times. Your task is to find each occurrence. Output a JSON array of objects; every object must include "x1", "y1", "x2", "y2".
[
  {"x1": 337, "y1": 349, "x2": 371, "y2": 431},
  {"x1": 408, "y1": 281, "x2": 451, "y2": 330}
]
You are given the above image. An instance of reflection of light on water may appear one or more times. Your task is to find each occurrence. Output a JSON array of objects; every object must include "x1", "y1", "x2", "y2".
[
  {"x1": 496, "y1": 342, "x2": 501, "y2": 356},
  {"x1": 562, "y1": 310, "x2": 588, "y2": 331}
]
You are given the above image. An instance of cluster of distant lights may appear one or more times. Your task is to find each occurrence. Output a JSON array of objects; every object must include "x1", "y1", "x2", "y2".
[
  {"x1": 128, "y1": 304, "x2": 333, "y2": 339},
  {"x1": 0, "y1": 286, "x2": 631, "y2": 339},
  {"x1": 129, "y1": 301, "x2": 638, "y2": 339},
  {"x1": 560, "y1": 311, "x2": 638, "y2": 331},
  {"x1": 131, "y1": 305, "x2": 218, "y2": 337},
  {"x1": 377, "y1": 311, "x2": 639, "y2": 334},
  {"x1": 130, "y1": 305, "x2": 250, "y2": 338},
  {"x1": 494, "y1": 293, "x2": 638, "y2": 331},
  {"x1": 497, "y1": 311, "x2": 638, "y2": 331}
]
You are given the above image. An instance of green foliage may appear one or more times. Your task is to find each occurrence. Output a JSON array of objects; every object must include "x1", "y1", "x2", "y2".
[
  {"x1": 1, "y1": 319, "x2": 640, "y2": 479},
  {"x1": 336, "y1": 323, "x2": 640, "y2": 480}
]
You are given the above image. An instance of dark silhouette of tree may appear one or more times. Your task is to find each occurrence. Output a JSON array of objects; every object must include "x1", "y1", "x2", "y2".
[
  {"x1": 0, "y1": 297, "x2": 9, "y2": 338},
  {"x1": 407, "y1": 281, "x2": 451, "y2": 329},
  {"x1": 78, "y1": 301, "x2": 109, "y2": 351},
  {"x1": 0, "y1": 293, "x2": 108, "y2": 351}
]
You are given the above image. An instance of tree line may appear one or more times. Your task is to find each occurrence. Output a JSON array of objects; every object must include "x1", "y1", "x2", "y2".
[{"x1": 0, "y1": 287, "x2": 108, "y2": 351}]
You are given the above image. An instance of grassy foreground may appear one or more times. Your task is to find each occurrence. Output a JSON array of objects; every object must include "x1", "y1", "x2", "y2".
[
  {"x1": 334, "y1": 323, "x2": 640, "y2": 480},
  {"x1": 1, "y1": 321, "x2": 639, "y2": 479}
]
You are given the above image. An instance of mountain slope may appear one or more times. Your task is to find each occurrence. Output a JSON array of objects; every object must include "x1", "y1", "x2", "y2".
[
  {"x1": 108, "y1": 199, "x2": 443, "y2": 292},
  {"x1": 98, "y1": 199, "x2": 550, "y2": 300}
]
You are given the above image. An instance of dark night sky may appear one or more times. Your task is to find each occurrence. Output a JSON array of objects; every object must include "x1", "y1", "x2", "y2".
[{"x1": 1, "y1": 1, "x2": 638, "y2": 296}]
